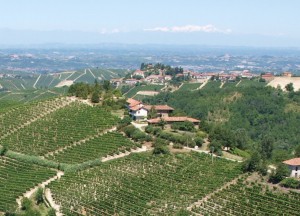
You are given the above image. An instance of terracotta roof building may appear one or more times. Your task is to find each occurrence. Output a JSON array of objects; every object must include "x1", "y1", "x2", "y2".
[{"x1": 283, "y1": 158, "x2": 300, "y2": 178}]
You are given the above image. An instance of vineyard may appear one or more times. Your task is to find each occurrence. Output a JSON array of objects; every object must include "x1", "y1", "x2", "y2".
[
  {"x1": 0, "y1": 156, "x2": 56, "y2": 212},
  {"x1": 48, "y1": 152, "x2": 242, "y2": 215},
  {"x1": 0, "y1": 102, "x2": 118, "y2": 155},
  {"x1": 190, "y1": 175, "x2": 300, "y2": 216},
  {"x1": 46, "y1": 132, "x2": 140, "y2": 164},
  {"x1": 0, "y1": 97, "x2": 71, "y2": 138}
]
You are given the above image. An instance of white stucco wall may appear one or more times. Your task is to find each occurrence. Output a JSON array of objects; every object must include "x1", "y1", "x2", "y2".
[{"x1": 288, "y1": 165, "x2": 300, "y2": 178}]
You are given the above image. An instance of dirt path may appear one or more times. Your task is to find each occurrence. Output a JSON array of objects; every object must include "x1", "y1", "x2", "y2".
[
  {"x1": 184, "y1": 147, "x2": 243, "y2": 163},
  {"x1": 45, "y1": 187, "x2": 63, "y2": 216},
  {"x1": 73, "y1": 69, "x2": 86, "y2": 82},
  {"x1": 219, "y1": 82, "x2": 225, "y2": 88},
  {"x1": 197, "y1": 79, "x2": 209, "y2": 90},
  {"x1": 33, "y1": 74, "x2": 41, "y2": 89},
  {"x1": 235, "y1": 80, "x2": 242, "y2": 87},
  {"x1": 88, "y1": 68, "x2": 96, "y2": 78},
  {"x1": 16, "y1": 171, "x2": 64, "y2": 208},
  {"x1": 44, "y1": 126, "x2": 117, "y2": 157},
  {"x1": 187, "y1": 173, "x2": 248, "y2": 213},
  {"x1": 102, "y1": 145, "x2": 148, "y2": 162}
]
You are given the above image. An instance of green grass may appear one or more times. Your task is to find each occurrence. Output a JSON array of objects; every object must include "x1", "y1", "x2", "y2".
[
  {"x1": 125, "y1": 84, "x2": 164, "y2": 98},
  {"x1": 177, "y1": 83, "x2": 201, "y2": 91}
]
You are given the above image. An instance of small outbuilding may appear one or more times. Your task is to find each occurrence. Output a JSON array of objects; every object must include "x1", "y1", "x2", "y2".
[{"x1": 283, "y1": 158, "x2": 300, "y2": 178}]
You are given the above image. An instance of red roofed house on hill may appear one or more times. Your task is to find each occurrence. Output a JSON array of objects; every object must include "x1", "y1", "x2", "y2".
[
  {"x1": 126, "y1": 98, "x2": 148, "y2": 121},
  {"x1": 143, "y1": 105, "x2": 174, "y2": 117},
  {"x1": 283, "y1": 158, "x2": 300, "y2": 178}
]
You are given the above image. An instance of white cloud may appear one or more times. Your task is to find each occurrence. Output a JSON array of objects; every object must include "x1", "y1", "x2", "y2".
[{"x1": 144, "y1": 25, "x2": 231, "y2": 34}]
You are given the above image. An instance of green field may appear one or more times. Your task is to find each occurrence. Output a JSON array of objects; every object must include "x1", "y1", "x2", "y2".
[
  {"x1": 124, "y1": 84, "x2": 164, "y2": 98},
  {"x1": 177, "y1": 83, "x2": 201, "y2": 91}
]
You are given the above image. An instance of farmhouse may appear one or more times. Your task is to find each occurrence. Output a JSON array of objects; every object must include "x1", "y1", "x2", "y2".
[
  {"x1": 126, "y1": 98, "x2": 175, "y2": 121},
  {"x1": 147, "y1": 116, "x2": 200, "y2": 129},
  {"x1": 144, "y1": 105, "x2": 174, "y2": 117},
  {"x1": 126, "y1": 98, "x2": 148, "y2": 121},
  {"x1": 283, "y1": 158, "x2": 300, "y2": 178}
]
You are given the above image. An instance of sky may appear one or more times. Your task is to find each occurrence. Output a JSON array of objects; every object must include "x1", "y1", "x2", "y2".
[{"x1": 0, "y1": 0, "x2": 300, "y2": 47}]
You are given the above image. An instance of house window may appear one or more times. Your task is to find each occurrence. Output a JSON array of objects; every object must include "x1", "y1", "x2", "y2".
[{"x1": 296, "y1": 166, "x2": 298, "y2": 171}]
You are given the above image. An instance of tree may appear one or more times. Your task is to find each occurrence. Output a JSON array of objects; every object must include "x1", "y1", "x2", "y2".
[
  {"x1": 295, "y1": 144, "x2": 300, "y2": 157},
  {"x1": 103, "y1": 80, "x2": 111, "y2": 91},
  {"x1": 91, "y1": 91, "x2": 100, "y2": 103},
  {"x1": 21, "y1": 198, "x2": 32, "y2": 211},
  {"x1": 35, "y1": 187, "x2": 44, "y2": 205},
  {"x1": 158, "y1": 118, "x2": 166, "y2": 130},
  {"x1": 0, "y1": 145, "x2": 8, "y2": 156},
  {"x1": 285, "y1": 82, "x2": 294, "y2": 92},
  {"x1": 148, "y1": 106, "x2": 158, "y2": 119},
  {"x1": 153, "y1": 145, "x2": 170, "y2": 155},
  {"x1": 260, "y1": 136, "x2": 274, "y2": 159},
  {"x1": 47, "y1": 208, "x2": 56, "y2": 216},
  {"x1": 269, "y1": 163, "x2": 290, "y2": 183},
  {"x1": 242, "y1": 151, "x2": 263, "y2": 173}
]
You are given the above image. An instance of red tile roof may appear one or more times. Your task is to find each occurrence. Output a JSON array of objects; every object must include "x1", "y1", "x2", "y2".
[
  {"x1": 148, "y1": 116, "x2": 200, "y2": 124},
  {"x1": 283, "y1": 158, "x2": 300, "y2": 166},
  {"x1": 126, "y1": 98, "x2": 141, "y2": 107},
  {"x1": 144, "y1": 105, "x2": 174, "y2": 111}
]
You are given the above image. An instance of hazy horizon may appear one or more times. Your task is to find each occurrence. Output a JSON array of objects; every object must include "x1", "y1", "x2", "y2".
[{"x1": 1, "y1": 0, "x2": 300, "y2": 47}]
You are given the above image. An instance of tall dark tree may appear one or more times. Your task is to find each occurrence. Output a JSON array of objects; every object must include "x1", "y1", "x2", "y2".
[
  {"x1": 285, "y1": 83, "x2": 294, "y2": 92},
  {"x1": 261, "y1": 136, "x2": 274, "y2": 159}
]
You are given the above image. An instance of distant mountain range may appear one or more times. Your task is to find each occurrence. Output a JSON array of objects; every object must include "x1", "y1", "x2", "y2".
[{"x1": 1, "y1": 28, "x2": 300, "y2": 48}]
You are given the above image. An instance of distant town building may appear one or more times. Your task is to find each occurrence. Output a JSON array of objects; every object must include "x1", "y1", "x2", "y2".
[
  {"x1": 283, "y1": 158, "x2": 300, "y2": 178},
  {"x1": 261, "y1": 73, "x2": 274, "y2": 82},
  {"x1": 124, "y1": 79, "x2": 139, "y2": 85},
  {"x1": 282, "y1": 72, "x2": 292, "y2": 77}
]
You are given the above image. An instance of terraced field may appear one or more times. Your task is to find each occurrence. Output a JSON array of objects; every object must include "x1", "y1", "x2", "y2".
[
  {"x1": 48, "y1": 152, "x2": 242, "y2": 215},
  {"x1": 0, "y1": 156, "x2": 56, "y2": 212}
]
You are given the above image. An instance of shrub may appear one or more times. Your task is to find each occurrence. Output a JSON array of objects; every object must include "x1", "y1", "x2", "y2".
[
  {"x1": 173, "y1": 143, "x2": 183, "y2": 149},
  {"x1": 47, "y1": 208, "x2": 56, "y2": 216},
  {"x1": 194, "y1": 137, "x2": 204, "y2": 147},
  {"x1": 153, "y1": 145, "x2": 170, "y2": 155},
  {"x1": 171, "y1": 121, "x2": 195, "y2": 132},
  {"x1": 35, "y1": 187, "x2": 44, "y2": 204},
  {"x1": 280, "y1": 178, "x2": 300, "y2": 189},
  {"x1": 269, "y1": 163, "x2": 290, "y2": 183},
  {"x1": 21, "y1": 197, "x2": 32, "y2": 211}
]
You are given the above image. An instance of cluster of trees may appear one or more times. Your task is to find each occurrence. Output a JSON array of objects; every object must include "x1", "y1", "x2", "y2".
[
  {"x1": 140, "y1": 63, "x2": 184, "y2": 77},
  {"x1": 144, "y1": 84, "x2": 300, "y2": 163},
  {"x1": 68, "y1": 80, "x2": 123, "y2": 107}
]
